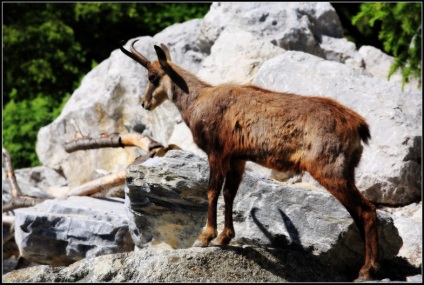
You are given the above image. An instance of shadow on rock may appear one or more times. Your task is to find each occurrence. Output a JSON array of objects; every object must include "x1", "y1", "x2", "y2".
[
  {"x1": 219, "y1": 245, "x2": 349, "y2": 282},
  {"x1": 247, "y1": 206, "x2": 418, "y2": 282}
]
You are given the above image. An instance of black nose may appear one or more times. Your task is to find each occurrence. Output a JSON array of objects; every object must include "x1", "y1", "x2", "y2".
[{"x1": 141, "y1": 102, "x2": 145, "y2": 108}]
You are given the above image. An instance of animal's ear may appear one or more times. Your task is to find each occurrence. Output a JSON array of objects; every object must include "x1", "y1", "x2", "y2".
[{"x1": 154, "y1": 45, "x2": 189, "y2": 94}]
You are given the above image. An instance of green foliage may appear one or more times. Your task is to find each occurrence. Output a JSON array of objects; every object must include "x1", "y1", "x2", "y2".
[
  {"x1": 352, "y1": 2, "x2": 422, "y2": 90},
  {"x1": 71, "y1": 3, "x2": 210, "y2": 63},
  {"x1": 3, "y1": 97, "x2": 56, "y2": 167},
  {"x1": 3, "y1": 3, "x2": 210, "y2": 169}
]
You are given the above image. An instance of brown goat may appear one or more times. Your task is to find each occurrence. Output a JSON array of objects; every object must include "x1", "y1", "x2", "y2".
[{"x1": 120, "y1": 40, "x2": 379, "y2": 281}]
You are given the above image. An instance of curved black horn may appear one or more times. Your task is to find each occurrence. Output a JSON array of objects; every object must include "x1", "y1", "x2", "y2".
[
  {"x1": 160, "y1": 43, "x2": 172, "y2": 61},
  {"x1": 120, "y1": 40, "x2": 150, "y2": 69}
]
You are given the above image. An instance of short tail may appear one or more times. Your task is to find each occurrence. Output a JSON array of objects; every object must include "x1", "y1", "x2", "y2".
[{"x1": 358, "y1": 122, "x2": 371, "y2": 145}]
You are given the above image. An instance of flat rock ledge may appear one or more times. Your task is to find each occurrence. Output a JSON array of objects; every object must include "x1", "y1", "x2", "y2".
[{"x1": 3, "y1": 246, "x2": 421, "y2": 283}]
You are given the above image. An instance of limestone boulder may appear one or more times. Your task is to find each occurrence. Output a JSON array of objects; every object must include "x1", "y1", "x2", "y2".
[
  {"x1": 14, "y1": 196, "x2": 134, "y2": 266},
  {"x1": 197, "y1": 27, "x2": 286, "y2": 85},
  {"x1": 359, "y1": 45, "x2": 421, "y2": 92},
  {"x1": 381, "y1": 202, "x2": 422, "y2": 267},
  {"x1": 199, "y1": 2, "x2": 362, "y2": 67},
  {"x1": 125, "y1": 151, "x2": 209, "y2": 249},
  {"x1": 200, "y1": 2, "x2": 343, "y2": 46},
  {"x1": 2, "y1": 246, "x2": 350, "y2": 282}
]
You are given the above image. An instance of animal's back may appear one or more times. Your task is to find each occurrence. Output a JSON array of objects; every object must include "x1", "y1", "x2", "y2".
[{"x1": 205, "y1": 84, "x2": 370, "y2": 172}]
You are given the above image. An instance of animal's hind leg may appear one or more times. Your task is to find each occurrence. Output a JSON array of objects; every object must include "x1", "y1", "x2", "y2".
[
  {"x1": 352, "y1": 184, "x2": 379, "y2": 281},
  {"x1": 310, "y1": 171, "x2": 379, "y2": 281},
  {"x1": 210, "y1": 159, "x2": 246, "y2": 246}
]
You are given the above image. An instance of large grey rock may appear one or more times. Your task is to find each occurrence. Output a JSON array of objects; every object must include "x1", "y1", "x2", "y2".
[
  {"x1": 14, "y1": 196, "x2": 134, "y2": 266},
  {"x1": 154, "y1": 19, "x2": 210, "y2": 73},
  {"x1": 200, "y1": 2, "x2": 343, "y2": 46},
  {"x1": 199, "y1": 2, "x2": 362, "y2": 67},
  {"x1": 391, "y1": 215, "x2": 422, "y2": 267},
  {"x1": 253, "y1": 51, "x2": 421, "y2": 206},
  {"x1": 125, "y1": 151, "x2": 210, "y2": 249},
  {"x1": 126, "y1": 150, "x2": 402, "y2": 274},
  {"x1": 382, "y1": 202, "x2": 422, "y2": 267},
  {"x1": 359, "y1": 45, "x2": 421, "y2": 92},
  {"x1": 35, "y1": 19, "x2": 209, "y2": 187},
  {"x1": 197, "y1": 27, "x2": 286, "y2": 85},
  {"x1": 2, "y1": 246, "x2": 350, "y2": 282}
]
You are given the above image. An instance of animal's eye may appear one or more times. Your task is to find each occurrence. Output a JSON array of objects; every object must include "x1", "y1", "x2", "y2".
[{"x1": 149, "y1": 74, "x2": 158, "y2": 83}]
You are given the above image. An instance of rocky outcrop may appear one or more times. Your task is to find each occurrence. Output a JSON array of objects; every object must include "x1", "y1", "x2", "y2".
[
  {"x1": 125, "y1": 151, "x2": 210, "y2": 249},
  {"x1": 359, "y1": 45, "x2": 421, "y2": 92},
  {"x1": 3, "y1": 239, "x2": 421, "y2": 283},
  {"x1": 382, "y1": 202, "x2": 422, "y2": 267},
  {"x1": 14, "y1": 196, "x2": 133, "y2": 266},
  {"x1": 2, "y1": 246, "x2": 351, "y2": 282},
  {"x1": 126, "y1": 150, "x2": 403, "y2": 274}
]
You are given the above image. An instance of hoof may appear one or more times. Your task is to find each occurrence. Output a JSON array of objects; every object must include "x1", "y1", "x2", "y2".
[
  {"x1": 354, "y1": 264, "x2": 379, "y2": 282},
  {"x1": 209, "y1": 240, "x2": 224, "y2": 247},
  {"x1": 210, "y1": 235, "x2": 232, "y2": 247},
  {"x1": 192, "y1": 240, "x2": 209, "y2": 248}
]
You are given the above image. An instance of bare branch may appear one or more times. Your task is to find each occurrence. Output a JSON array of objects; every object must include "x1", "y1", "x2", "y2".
[
  {"x1": 151, "y1": 144, "x2": 182, "y2": 157},
  {"x1": 62, "y1": 143, "x2": 181, "y2": 198},
  {"x1": 2, "y1": 148, "x2": 23, "y2": 197},
  {"x1": 63, "y1": 132, "x2": 163, "y2": 154},
  {"x1": 120, "y1": 133, "x2": 163, "y2": 152},
  {"x1": 64, "y1": 169, "x2": 126, "y2": 197},
  {"x1": 2, "y1": 215, "x2": 15, "y2": 226},
  {"x1": 63, "y1": 133, "x2": 123, "y2": 153},
  {"x1": 3, "y1": 196, "x2": 47, "y2": 213}
]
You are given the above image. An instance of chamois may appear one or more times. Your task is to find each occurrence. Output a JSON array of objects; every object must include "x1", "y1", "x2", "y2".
[{"x1": 120, "y1": 40, "x2": 379, "y2": 281}]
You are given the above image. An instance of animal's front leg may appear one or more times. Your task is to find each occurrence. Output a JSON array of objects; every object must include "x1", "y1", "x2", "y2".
[
  {"x1": 192, "y1": 156, "x2": 227, "y2": 247},
  {"x1": 211, "y1": 160, "x2": 245, "y2": 246}
]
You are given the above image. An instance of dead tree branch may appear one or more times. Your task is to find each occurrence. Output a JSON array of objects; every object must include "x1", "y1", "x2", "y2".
[
  {"x1": 2, "y1": 215, "x2": 15, "y2": 226},
  {"x1": 61, "y1": 131, "x2": 173, "y2": 197},
  {"x1": 3, "y1": 148, "x2": 47, "y2": 213},
  {"x1": 3, "y1": 196, "x2": 47, "y2": 213},
  {"x1": 64, "y1": 132, "x2": 163, "y2": 154},
  {"x1": 64, "y1": 169, "x2": 126, "y2": 197},
  {"x1": 2, "y1": 148, "x2": 23, "y2": 197}
]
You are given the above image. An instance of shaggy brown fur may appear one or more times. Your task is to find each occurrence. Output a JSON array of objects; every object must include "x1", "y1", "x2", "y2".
[{"x1": 121, "y1": 41, "x2": 379, "y2": 281}]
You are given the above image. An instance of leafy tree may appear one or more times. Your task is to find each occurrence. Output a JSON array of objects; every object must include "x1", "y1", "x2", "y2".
[
  {"x1": 3, "y1": 3, "x2": 85, "y2": 168},
  {"x1": 352, "y1": 2, "x2": 422, "y2": 89},
  {"x1": 3, "y1": 3, "x2": 210, "y2": 169}
]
